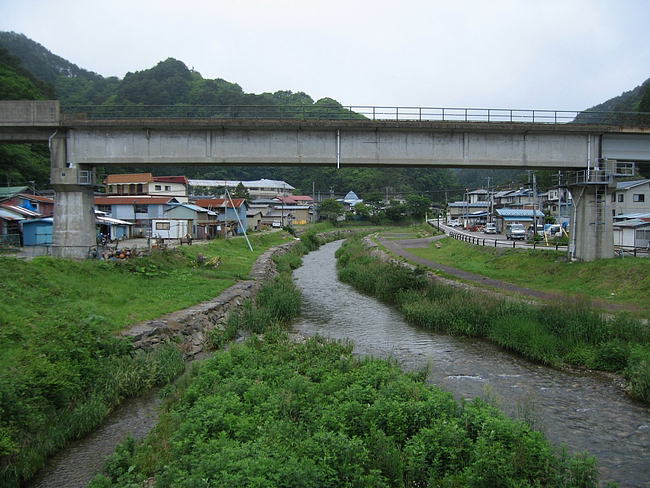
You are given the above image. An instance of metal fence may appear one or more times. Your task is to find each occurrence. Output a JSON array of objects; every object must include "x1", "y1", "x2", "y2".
[
  {"x1": 61, "y1": 104, "x2": 650, "y2": 126},
  {"x1": 448, "y1": 230, "x2": 568, "y2": 252}
]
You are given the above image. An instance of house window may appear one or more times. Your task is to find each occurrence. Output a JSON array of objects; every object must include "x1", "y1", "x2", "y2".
[
  {"x1": 155, "y1": 185, "x2": 162, "y2": 191},
  {"x1": 97, "y1": 204, "x2": 111, "y2": 213},
  {"x1": 134, "y1": 204, "x2": 148, "y2": 214},
  {"x1": 611, "y1": 193, "x2": 616, "y2": 203},
  {"x1": 165, "y1": 185, "x2": 171, "y2": 191},
  {"x1": 618, "y1": 194, "x2": 624, "y2": 202},
  {"x1": 633, "y1": 194, "x2": 645, "y2": 203},
  {"x1": 156, "y1": 222, "x2": 170, "y2": 230}
]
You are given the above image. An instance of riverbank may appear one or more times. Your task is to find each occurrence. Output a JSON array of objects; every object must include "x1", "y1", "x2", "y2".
[
  {"x1": 0, "y1": 232, "x2": 293, "y2": 487},
  {"x1": 399, "y1": 234, "x2": 649, "y2": 317},
  {"x1": 338, "y1": 234, "x2": 650, "y2": 405},
  {"x1": 89, "y1": 235, "x2": 601, "y2": 487}
]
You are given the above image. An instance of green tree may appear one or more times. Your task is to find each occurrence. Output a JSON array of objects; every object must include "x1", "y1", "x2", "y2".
[
  {"x1": 405, "y1": 194, "x2": 432, "y2": 219},
  {"x1": 231, "y1": 182, "x2": 250, "y2": 200},
  {"x1": 317, "y1": 199, "x2": 344, "y2": 224},
  {"x1": 385, "y1": 202, "x2": 406, "y2": 222}
]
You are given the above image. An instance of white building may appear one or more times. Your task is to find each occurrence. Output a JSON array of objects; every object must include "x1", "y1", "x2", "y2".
[
  {"x1": 189, "y1": 179, "x2": 295, "y2": 199},
  {"x1": 611, "y1": 179, "x2": 650, "y2": 217}
]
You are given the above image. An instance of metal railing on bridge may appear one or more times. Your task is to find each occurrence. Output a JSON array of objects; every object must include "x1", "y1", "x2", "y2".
[{"x1": 61, "y1": 104, "x2": 650, "y2": 126}]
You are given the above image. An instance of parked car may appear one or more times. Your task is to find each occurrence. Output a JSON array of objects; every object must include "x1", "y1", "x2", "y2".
[
  {"x1": 526, "y1": 224, "x2": 545, "y2": 239},
  {"x1": 447, "y1": 219, "x2": 462, "y2": 227},
  {"x1": 505, "y1": 223, "x2": 526, "y2": 240},
  {"x1": 545, "y1": 224, "x2": 563, "y2": 237},
  {"x1": 271, "y1": 221, "x2": 282, "y2": 228},
  {"x1": 484, "y1": 223, "x2": 497, "y2": 234}
]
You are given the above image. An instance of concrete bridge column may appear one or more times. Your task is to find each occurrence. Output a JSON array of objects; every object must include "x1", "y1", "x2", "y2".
[
  {"x1": 50, "y1": 135, "x2": 96, "y2": 258},
  {"x1": 570, "y1": 183, "x2": 614, "y2": 261}
]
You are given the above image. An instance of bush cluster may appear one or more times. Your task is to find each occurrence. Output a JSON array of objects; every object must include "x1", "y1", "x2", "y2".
[
  {"x1": 91, "y1": 335, "x2": 598, "y2": 487},
  {"x1": 337, "y1": 236, "x2": 650, "y2": 403}
]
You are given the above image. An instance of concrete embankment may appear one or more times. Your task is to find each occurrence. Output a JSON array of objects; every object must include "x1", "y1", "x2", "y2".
[{"x1": 121, "y1": 229, "x2": 361, "y2": 356}]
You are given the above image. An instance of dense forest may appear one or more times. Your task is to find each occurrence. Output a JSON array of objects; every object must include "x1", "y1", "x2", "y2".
[{"x1": 1, "y1": 31, "x2": 649, "y2": 194}]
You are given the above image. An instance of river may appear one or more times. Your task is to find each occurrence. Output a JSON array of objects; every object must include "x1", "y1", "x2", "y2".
[{"x1": 292, "y1": 240, "x2": 650, "y2": 488}]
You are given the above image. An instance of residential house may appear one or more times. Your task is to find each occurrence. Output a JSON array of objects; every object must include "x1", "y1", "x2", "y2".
[
  {"x1": 189, "y1": 179, "x2": 295, "y2": 199},
  {"x1": 467, "y1": 189, "x2": 489, "y2": 204},
  {"x1": 155, "y1": 203, "x2": 219, "y2": 239},
  {"x1": 194, "y1": 198, "x2": 249, "y2": 235},
  {"x1": 611, "y1": 179, "x2": 650, "y2": 217},
  {"x1": 2, "y1": 193, "x2": 54, "y2": 216},
  {"x1": 94, "y1": 196, "x2": 180, "y2": 237},
  {"x1": 543, "y1": 187, "x2": 573, "y2": 225},
  {"x1": 0, "y1": 204, "x2": 42, "y2": 245},
  {"x1": 263, "y1": 205, "x2": 314, "y2": 226},
  {"x1": 494, "y1": 188, "x2": 537, "y2": 209},
  {"x1": 246, "y1": 209, "x2": 264, "y2": 231},
  {"x1": 104, "y1": 173, "x2": 189, "y2": 202},
  {"x1": 446, "y1": 201, "x2": 489, "y2": 222}
]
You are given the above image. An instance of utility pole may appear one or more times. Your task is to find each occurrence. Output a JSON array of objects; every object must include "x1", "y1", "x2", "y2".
[{"x1": 532, "y1": 172, "x2": 538, "y2": 234}]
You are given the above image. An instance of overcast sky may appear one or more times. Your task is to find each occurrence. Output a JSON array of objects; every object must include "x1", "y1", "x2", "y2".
[{"x1": 2, "y1": 0, "x2": 649, "y2": 111}]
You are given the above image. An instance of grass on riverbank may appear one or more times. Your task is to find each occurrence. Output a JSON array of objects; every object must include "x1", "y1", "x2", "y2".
[
  {"x1": 338, "y1": 236, "x2": 650, "y2": 404},
  {"x1": 0, "y1": 232, "x2": 292, "y2": 486},
  {"x1": 403, "y1": 237, "x2": 650, "y2": 314},
  {"x1": 90, "y1": 333, "x2": 599, "y2": 487}
]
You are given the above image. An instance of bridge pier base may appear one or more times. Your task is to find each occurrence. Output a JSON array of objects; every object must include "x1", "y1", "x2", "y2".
[
  {"x1": 50, "y1": 136, "x2": 96, "y2": 258},
  {"x1": 570, "y1": 183, "x2": 614, "y2": 261}
]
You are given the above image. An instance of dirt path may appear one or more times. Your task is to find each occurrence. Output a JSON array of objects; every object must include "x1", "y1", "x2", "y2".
[{"x1": 378, "y1": 236, "x2": 640, "y2": 314}]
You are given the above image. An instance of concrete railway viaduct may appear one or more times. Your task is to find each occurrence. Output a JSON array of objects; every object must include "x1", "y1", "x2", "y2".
[{"x1": 2, "y1": 100, "x2": 650, "y2": 260}]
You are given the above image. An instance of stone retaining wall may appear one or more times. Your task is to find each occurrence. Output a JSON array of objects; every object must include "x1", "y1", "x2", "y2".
[
  {"x1": 121, "y1": 229, "x2": 372, "y2": 357},
  {"x1": 121, "y1": 241, "x2": 297, "y2": 357}
]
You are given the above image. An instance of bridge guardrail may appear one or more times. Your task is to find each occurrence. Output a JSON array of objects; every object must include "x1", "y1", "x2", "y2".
[{"x1": 61, "y1": 104, "x2": 650, "y2": 126}]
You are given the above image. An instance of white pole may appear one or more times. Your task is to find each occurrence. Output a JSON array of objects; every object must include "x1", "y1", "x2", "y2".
[{"x1": 225, "y1": 187, "x2": 253, "y2": 252}]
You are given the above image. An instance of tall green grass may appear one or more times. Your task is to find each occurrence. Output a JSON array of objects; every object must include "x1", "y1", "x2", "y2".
[{"x1": 337, "y1": 236, "x2": 650, "y2": 403}]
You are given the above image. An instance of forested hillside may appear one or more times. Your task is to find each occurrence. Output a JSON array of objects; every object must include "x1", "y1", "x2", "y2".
[{"x1": 0, "y1": 46, "x2": 51, "y2": 187}]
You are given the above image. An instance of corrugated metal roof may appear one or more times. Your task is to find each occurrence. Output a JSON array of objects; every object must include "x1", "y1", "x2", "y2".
[
  {"x1": 496, "y1": 208, "x2": 544, "y2": 217},
  {"x1": 613, "y1": 212, "x2": 650, "y2": 220},
  {"x1": 194, "y1": 198, "x2": 247, "y2": 208},
  {"x1": 188, "y1": 179, "x2": 295, "y2": 190},
  {"x1": 0, "y1": 208, "x2": 25, "y2": 221},
  {"x1": 96, "y1": 216, "x2": 133, "y2": 225},
  {"x1": 0, "y1": 186, "x2": 29, "y2": 199},
  {"x1": 153, "y1": 176, "x2": 188, "y2": 184},
  {"x1": 18, "y1": 193, "x2": 54, "y2": 203},
  {"x1": 613, "y1": 218, "x2": 650, "y2": 228},
  {"x1": 166, "y1": 203, "x2": 209, "y2": 213},
  {"x1": 0, "y1": 204, "x2": 41, "y2": 217},
  {"x1": 448, "y1": 202, "x2": 489, "y2": 208},
  {"x1": 616, "y1": 179, "x2": 650, "y2": 190}
]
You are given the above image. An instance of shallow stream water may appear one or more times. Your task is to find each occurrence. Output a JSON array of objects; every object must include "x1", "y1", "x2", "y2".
[{"x1": 292, "y1": 240, "x2": 650, "y2": 488}]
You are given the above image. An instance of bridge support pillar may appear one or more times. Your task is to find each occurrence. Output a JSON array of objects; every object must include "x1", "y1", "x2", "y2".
[
  {"x1": 570, "y1": 183, "x2": 614, "y2": 261},
  {"x1": 50, "y1": 136, "x2": 96, "y2": 258}
]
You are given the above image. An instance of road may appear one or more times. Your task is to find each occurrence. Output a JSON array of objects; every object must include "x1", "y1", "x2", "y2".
[{"x1": 430, "y1": 221, "x2": 568, "y2": 253}]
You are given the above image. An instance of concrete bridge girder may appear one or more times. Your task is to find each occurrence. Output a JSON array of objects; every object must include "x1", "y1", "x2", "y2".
[{"x1": 66, "y1": 127, "x2": 598, "y2": 169}]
